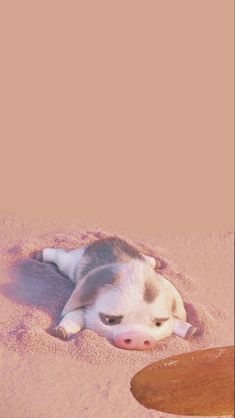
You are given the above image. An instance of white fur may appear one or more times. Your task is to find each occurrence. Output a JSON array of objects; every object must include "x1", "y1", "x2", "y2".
[
  {"x1": 83, "y1": 261, "x2": 175, "y2": 342},
  {"x1": 43, "y1": 247, "x2": 85, "y2": 281}
]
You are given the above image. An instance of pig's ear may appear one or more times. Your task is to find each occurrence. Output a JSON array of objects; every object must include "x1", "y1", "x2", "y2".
[
  {"x1": 61, "y1": 266, "x2": 118, "y2": 317},
  {"x1": 61, "y1": 284, "x2": 85, "y2": 316},
  {"x1": 143, "y1": 255, "x2": 161, "y2": 270}
]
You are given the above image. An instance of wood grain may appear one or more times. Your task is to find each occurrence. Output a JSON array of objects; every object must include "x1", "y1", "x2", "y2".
[{"x1": 130, "y1": 346, "x2": 234, "y2": 416}]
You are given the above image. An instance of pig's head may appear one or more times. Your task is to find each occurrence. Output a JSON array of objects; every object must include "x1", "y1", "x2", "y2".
[{"x1": 69, "y1": 258, "x2": 187, "y2": 350}]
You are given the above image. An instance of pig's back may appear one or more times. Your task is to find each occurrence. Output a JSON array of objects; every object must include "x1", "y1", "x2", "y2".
[{"x1": 75, "y1": 236, "x2": 144, "y2": 281}]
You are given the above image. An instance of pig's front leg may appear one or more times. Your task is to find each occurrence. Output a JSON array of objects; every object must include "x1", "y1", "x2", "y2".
[{"x1": 51, "y1": 308, "x2": 85, "y2": 340}]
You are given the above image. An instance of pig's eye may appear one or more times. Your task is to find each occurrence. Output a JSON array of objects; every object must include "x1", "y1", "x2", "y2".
[
  {"x1": 154, "y1": 317, "x2": 169, "y2": 327},
  {"x1": 99, "y1": 312, "x2": 123, "y2": 326}
]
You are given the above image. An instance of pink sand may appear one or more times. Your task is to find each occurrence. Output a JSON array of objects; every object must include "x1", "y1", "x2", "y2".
[{"x1": 0, "y1": 215, "x2": 233, "y2": 418}]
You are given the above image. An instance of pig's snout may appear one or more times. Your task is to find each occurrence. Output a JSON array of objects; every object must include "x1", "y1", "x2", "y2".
[{"x1": 113, "y1": 332, "x2": 157, "y2": 350}]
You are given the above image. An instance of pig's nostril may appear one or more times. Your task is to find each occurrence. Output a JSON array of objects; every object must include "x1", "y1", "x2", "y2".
[
  {"x1": 124, "y1": 339, "x2": 131, "y2": 344},
  {"x1": 144, "y1": 340, "x2": 150, "y2": 346}
]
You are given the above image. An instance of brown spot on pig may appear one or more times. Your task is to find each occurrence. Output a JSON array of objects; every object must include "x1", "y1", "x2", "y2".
[{"x1": 143, "y1": 280, "x2": 159, "y2": 303}]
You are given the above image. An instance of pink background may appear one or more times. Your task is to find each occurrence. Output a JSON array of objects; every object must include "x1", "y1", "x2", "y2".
[{"x1": 0, "y1": 0, "x2": 233, "y2": 236}]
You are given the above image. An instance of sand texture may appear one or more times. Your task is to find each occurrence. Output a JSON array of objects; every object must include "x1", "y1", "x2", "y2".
[{"x1": 0, "y1": 215, "x2": 233, "y2": 418}]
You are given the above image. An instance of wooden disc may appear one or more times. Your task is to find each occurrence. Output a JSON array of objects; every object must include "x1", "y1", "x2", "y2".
[{"x1": 130, "y1": 346, "x2": 234, "y2": 416}]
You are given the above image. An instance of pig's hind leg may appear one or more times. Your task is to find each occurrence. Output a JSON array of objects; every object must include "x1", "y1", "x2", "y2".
[
  {"x1": 35, "y1": 247, "x2": 85, "y2": 282},
  {"x1": 51, "y1": 308, "x2": 85, "y2": 340}
]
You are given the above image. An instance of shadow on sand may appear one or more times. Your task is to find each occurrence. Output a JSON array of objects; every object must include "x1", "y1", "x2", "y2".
[{"x1": 1, "y1": 255, "x2": 74, "y2": 326}]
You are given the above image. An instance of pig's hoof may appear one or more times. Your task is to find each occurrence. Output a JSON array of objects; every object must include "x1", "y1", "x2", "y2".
[
  {"x1": 154, "y1": 258, "x2": 162, "y2": 270},
  {"x1": 51, "y1": 326, "x2": 68, "y2": 341}
]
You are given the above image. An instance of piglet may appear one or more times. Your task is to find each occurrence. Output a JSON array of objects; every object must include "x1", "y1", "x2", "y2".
[{"x1": 36, "y1": 237, "x2": 195, "y2": 350}]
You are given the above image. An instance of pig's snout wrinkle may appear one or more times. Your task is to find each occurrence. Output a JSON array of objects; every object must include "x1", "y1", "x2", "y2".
[{"x1": 113, "y1": 332, "x2": 157, "y2": 350}]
